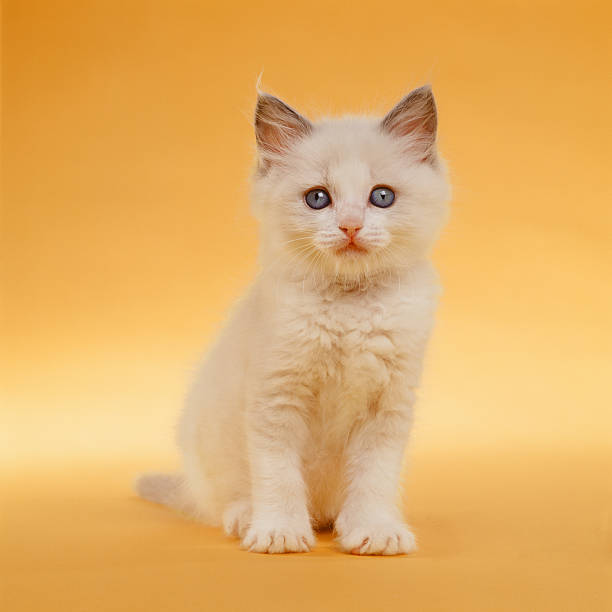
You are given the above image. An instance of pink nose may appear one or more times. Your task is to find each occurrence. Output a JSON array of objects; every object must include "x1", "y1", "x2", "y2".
[{"x1": 339, "y1": 224, "x2": 362, "y2": 238}]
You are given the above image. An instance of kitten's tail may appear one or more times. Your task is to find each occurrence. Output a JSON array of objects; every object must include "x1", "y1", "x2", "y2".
[{"x1": 134, "y1": 472, "x2": 194, "y2": 515}]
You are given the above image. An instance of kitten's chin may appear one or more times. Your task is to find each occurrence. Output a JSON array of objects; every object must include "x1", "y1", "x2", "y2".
[
  {"x1": 279, "y1": 245, "x2": 395, "y2": 287},
  {"x1": 324, "y1": 248, "x2": 390, "y2": 285}
]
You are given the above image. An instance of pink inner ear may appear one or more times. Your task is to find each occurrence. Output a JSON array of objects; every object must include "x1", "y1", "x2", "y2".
[
  {"x1": 389, "y1": 111, "x2": 436, "y2": 139},
  {"x1": 255, "y1": 94, "x2": 312, "y2": 157},
  {"x1": 381, "y1": 86, "x2": 438, "y2": 161},
  {"x1": 256, "y1": 120, "x2": 289, "y2": 155}
]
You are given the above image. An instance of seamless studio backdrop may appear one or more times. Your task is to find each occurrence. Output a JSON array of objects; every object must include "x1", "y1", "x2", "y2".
[{"x1": 1, "y1": 1, "x2": 611, "y2": 611}]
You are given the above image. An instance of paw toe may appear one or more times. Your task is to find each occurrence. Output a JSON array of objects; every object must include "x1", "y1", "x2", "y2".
[
  {"x1": 241, "y1": 523, "x2": 315, "y2": 554},
  {"x1": 338, "y1": 522, "x2": 417, "y2": 556},
  {"x1": 223, "y1": 501, "x2": 251, "y2": 539}
]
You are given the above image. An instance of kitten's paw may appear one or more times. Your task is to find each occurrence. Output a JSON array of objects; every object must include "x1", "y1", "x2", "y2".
[
  {"x1": 336, "y1": 519, "x2": 417, "y2": 556},
  {"x1": 222, "y1": 500, "x2": 251, "y2": 539},
  {"x1": 241, "y1": 520, "x2": 315, "y2": 554}
]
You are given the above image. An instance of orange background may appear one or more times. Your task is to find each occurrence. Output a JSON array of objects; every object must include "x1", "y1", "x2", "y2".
[{"x1": 2, "y1": 1, "x2": 611, "y2": 610}]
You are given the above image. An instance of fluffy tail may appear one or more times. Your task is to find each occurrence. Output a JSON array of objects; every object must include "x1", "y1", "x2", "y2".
[{"x1": 134, "y1": 472, "x2": 194, "y2": 515}]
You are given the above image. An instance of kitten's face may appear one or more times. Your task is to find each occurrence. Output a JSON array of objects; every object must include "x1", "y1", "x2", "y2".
[{"x1": 252, "y1": 87, "x2": 450, "y2": 283}]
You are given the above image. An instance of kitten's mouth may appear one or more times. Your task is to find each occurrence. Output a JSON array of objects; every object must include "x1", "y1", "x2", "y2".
[{"x1": 336, "y1": 242, "x2": 368, "y2": 255}]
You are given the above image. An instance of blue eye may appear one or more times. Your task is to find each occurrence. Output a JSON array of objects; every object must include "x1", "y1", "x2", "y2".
[
  {"x1": 369, "y1": 187, "x2": 395, "y2": 208},
  {"x1": 305, "y1": 188, "x2": 331, "y2": 209}
]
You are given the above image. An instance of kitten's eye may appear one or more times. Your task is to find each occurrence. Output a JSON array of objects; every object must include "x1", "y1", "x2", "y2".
[
  {"x1": 305, "y1": 188, "x2": 331, "y2": 210},
  {"x1": 369, "y1": 187, "x2": 395, "y2": 208}
]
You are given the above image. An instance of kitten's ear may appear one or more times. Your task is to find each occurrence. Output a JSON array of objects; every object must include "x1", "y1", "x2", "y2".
[
  {"x1": 255, "y1": 93, "x2": 312, "y2": 167},
  {"x1": 381, "y1": 85, "x2": 438, "y2": 163}
]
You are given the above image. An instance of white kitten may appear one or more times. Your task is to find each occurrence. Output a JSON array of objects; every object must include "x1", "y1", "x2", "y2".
[{"x1": 136, "y1": 86, "x2": 450, "y2": 555}]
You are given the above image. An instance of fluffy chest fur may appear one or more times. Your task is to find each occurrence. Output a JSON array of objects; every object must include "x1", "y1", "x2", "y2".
[{"x1": 253, "y1": 262, "x2": 438, "y2": 430}]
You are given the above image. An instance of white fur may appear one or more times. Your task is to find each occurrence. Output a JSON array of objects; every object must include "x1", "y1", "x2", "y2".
[{"x1": 136, "y1": 89, "x2": 450, "y2": 555}]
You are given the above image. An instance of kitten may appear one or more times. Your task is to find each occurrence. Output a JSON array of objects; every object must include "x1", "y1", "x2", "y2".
[{"x1": 136, "y1": 85, "x2": 450, "y2": 555}]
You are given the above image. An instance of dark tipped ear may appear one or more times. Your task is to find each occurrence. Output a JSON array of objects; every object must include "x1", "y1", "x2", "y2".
[
  {"x1": 255, "y1": 93, "x2": 312, "y2": 163},
  {"x1": 381, "y1": 85, "x2": 438, "y2": 162}
]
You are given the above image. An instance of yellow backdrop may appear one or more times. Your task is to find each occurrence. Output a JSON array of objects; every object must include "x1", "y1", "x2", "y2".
[{"x1": 2, "y1": 1, "x2": 611, "y2": 610}]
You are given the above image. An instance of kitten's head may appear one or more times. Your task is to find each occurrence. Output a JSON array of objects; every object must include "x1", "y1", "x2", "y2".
[{"x1": 251, "y1": 86, "x2": 450, "y2": 285}]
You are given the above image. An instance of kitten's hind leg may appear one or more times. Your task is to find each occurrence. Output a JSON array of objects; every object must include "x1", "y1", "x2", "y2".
[{"x1": 222, "y1": 499, "x2": 252, "y2": 539}]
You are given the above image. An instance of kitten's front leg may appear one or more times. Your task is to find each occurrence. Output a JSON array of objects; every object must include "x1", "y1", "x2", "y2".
[
  {"x1": 336, "y1": 399, "x2": 417, "y2": 556},
  {"x1": 241, "y1": 390, "x2": 315, "y2": 554}
]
